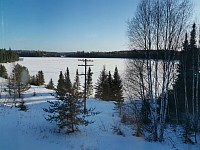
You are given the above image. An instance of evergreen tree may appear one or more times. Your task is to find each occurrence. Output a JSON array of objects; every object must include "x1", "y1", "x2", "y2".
[
  {"x1": 0, "y1": 48, "x2": 19, "y2": 63},
  {"x1": 189, "y1": 23, "x2": 197, "y2": 50},
  {"x1": 46, "y1": 78, "x2": 54, "y2": 90},
  {"x1": 29, "y1": 71, "x2": 45, "y2": 86},
  {"x1": 72, "y1": 69, "x2": 81, "y2": 96},
  {"x1": 18, "y1": 97, "x2": 28, "y2": 111},
  {"x1": 44, "y1": 71, "x2": 98, "y2": 133},
  {"x1": 44, "y1": 92, "x2": 96, "y2": 133},
  {"x1": 36, "y1": 70, "x2": 45, "y2": 85},
  {"x1": 65, "y1": 67, "x2": 72, "y2": 94},
  {"x1": 7, "y1": 77, "x2": 12, "y2": 96},
  {"x1": 102, "y1": 78, "x2": 112, "y2": 100},
  {"x1": 56, "y1": 71, "x2": 66, "y2": 100},
  {"x1": 95, "y1": 66, "x2": 122, "y2": 101},
  {"x1": 171, "y1": 24, "x2": 200, "y2": 119},
  {"x1": 113, "y1": 67, "x2": 124, "y2": 115},
  {"x1": 169, "y1": 24, "x2": 200, "y2": 142},
  {"x1": 107, "y1": 71, "x2": 114, "y2": 99},
  {"x1": 113, "y1": 67, "x2": 123, "y2": 102},
  {"x1": 11, "y1": 64, "x2": 30, "y2": 98},
  {"x1": 95, "y1": 65, "x2": 108, "y2": 100},
  {"x1": 170, "y1": 33, "x2": 190, "y2": 119},
  {"x1": 86, "y1": 67, "x2": 93, "y2": 97},
  {"x1": 29, "y1": 75, "x2": 37, "y2": 85},
  {"x1": 0, "y1": 64, "x2": 8, "y2": 79}
]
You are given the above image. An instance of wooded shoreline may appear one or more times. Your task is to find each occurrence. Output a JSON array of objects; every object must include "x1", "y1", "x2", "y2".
[{"x1": 15, "y1": 49, "x2": 183, "y2": 60}]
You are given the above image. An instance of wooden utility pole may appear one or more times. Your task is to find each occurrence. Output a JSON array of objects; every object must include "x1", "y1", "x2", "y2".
[{"x1": 78, "y1": 59, "x2": 93, "y2": 113}]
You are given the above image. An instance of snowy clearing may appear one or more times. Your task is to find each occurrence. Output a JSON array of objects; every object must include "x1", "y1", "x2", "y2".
[{"x1": 0, "y1": 84, "x2": 199, "y2": 150}]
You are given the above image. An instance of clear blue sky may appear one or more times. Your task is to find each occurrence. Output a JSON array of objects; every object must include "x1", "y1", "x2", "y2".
[{"x1": 0, "y1": 0, "x2": 199, "y2": 52}]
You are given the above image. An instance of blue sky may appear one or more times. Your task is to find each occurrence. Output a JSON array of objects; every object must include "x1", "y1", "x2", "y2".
[{"x1": 0, "y1": 0, "x2": 199, "y2": 52}]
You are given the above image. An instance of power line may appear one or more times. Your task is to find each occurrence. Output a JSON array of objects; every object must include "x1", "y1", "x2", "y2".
[{"x1": 78, "y1": 59, "x2": 93, "y2": 113}]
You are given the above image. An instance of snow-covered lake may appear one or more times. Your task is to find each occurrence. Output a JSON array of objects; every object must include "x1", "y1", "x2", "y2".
[{"x1": 4, "y1": 57, "x2": 126, "y2": 87}]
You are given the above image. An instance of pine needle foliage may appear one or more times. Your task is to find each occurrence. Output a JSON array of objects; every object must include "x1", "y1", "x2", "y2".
[
  {"x1": 0, "y1": 64, "x2": 8, "y2": 79},
  {"x1": 44, "y1": 69, "x2": 99, "y2": 133},
  {"x1": 95, "y1": 66, "x2": 123, "y2": 102},
  {"x1": 56, "y1": 71, "x2": 66, "y2": 100},
  {"x1": 65, "y1": 67, "x2": 72, "y2": 94},
  {"x1": 46, "y1": 78, "x2": 54, "y2": 90},
  {"x1": 86, "y1": 67, "x2": 93, "y2": 98}
]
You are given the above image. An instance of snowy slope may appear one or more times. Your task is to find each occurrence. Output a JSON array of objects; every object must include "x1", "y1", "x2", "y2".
[{"x1": 1, "y1": 85, "x2": 199, "y2": 150}]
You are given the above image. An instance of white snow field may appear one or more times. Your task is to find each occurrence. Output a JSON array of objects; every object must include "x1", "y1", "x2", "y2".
[
  {"x1": 0, "y1": 84, "x2": 199, "y2": 149},
  {"x1": 3, "y1": 57, "x2": 126, "y2": 88},
  {"x1": 0, "y1": 84, "x2": 185, "y2": 150},
  {"x1": 0, "y1": 57, "x2": 200, "y2": 150}
]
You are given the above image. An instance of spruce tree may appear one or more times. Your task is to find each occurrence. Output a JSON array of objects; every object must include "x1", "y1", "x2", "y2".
[
  {"x1": 95, "y1": 66, "x2": 121, "y2": 101},
  {"x1": 113, "y1": 67, "x2": 123, "y2": 102},
  {"x1": 65, "y1": 67, "x2": 72, "y2": 94},
  {"x1": 185, "y1": 24, "x2": 198, "y2": 115},
  {"x1": 102, "y1": 76, "x2": 111, "y2": 100},
  {"x1": 189, "y1": 23, "x2": 197, "y2": 50},
  {"x1": 44, "y1": 69, "x2": 98, "y2": 133},
  {"x1": 30, "y1": 75, "x2": 37, "y2": 85},
  {"x1": 113, "y1": 66, "x2": 124, "y2": 115},
  {"x1": 0, "y1": 49, "x2": 19, "y2": 63},
  {"x1": 18, "y1": 97, "x2": 28, "y2": 111},
  {"x1": 86, "y1": 67, "x2": 93, "y2": 98},
  {"x1": 187, "y1": 23, "x2": 199, "y2": 143},
  {"x1": 46, "y1": 78, "x2": 54, "y2": 90},
  {"x1": 173, "y1": 33, "x2": 189, "y2": 117},
  {"x1": 7, "y1": 77, "x2": 12, "y2": 96},
  {"x1": 44, "y1": 91, "x2": 96, "y2": 133},
  {"x1": 107, "y1": 71, "x2": 114, "y2": 100},
  {"x1": 95, "y1": 65, "x2": 108, "y2": 100},
  {"x1": 11, "y1": 64, "x2": 30, "y2": 98},
  {"x1": 169, "y1": 24, "x2": 200, "y2": 142},
  {"x1": 170, "y1": 24, "x2": 200, "y2": 120},
  {"x1": 37, "y1": 70, "x2": 45, "y2": 85},
  {"x1": 56, "y1": 71, "x2": 66, "y2": 100},
  {"x1": 73, "y1": 69, "x2": 81, "y2": 96},
  {"x1": 0, "y1": 64, "x2": 8, "y2": 79}
]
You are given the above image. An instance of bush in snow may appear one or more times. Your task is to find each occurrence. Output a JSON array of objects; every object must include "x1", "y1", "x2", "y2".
[
  {"x1": 112, "y1": 123, "x2": 125, "y2": 136},
  {"x1": 18, "y1": 98, "x2": 28, "y2": 111}
]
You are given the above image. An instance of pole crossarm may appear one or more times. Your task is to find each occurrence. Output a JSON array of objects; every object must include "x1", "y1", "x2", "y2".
[
  {"x1": 78, "y1": 65, "x2": 93, "y2": 67},
  {"x1": 78, "y1": 73, "x2": 93, "y2": 76},
  {"x1": 78, "y1": 59, "x2": 93, "y2": 62}
]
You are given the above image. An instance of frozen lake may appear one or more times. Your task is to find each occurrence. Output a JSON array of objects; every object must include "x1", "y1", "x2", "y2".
[{"x1": 4, "y1": 57, "x2": 126, "y2": 89}]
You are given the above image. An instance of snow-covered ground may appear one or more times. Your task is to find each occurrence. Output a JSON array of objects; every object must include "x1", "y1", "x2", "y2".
[
  {"x1": 0, "y1": 81, "x2": 199, "y2": 149},
  {"x1": 1, "y1": 58, "x2": 200, "y2": 149}
]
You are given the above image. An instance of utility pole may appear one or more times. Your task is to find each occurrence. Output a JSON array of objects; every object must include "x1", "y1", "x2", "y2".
[{"x1": 78, "y1": 59, "x2": 93, "y2": 113}]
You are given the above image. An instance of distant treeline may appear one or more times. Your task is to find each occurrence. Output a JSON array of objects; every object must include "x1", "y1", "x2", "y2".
[
  {"x1": 16, "y1": 50, "x2": 60, "y2": 57},
  {"x1": 15, "y1": 49, "x2": 181, "y2": 60},
  {"x1": 0, "y1": 49, "x2": 19, "y2": 63},
  {"x1": 62, "y1": 50, "x2": 180, "y2": 60}
]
